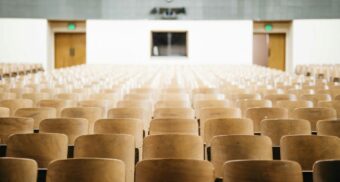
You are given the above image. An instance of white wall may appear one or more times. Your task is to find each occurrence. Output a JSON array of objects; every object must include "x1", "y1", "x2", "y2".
[
  {"x1": 87, "y1": 20, "x2": 253, "y2": 64},
  {"x1": 2, "y1": 18, "x2": 340, "y2": 70},
  {"x1": 292, "y1": 19, "x2": 340, "y2": 67},
  {"x1": 0, "y1": 18, "x2": 48, "y2": 66}
]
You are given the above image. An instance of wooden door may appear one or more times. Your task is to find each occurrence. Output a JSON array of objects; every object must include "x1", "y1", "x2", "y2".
[
  {"x1": 268, "y1": 34, "x2": 285, "y2": 71},
  {"x1": 55, "y1": 33, "x2": 86, "y2": 69},
  {"x1": 253, "y1": 34, "x2": 269, "y2": 67}
]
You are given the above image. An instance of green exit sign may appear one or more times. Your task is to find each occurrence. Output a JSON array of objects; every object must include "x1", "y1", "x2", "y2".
[
  {"x1": 68, "y1": 23, "x2": 76, "y2": 30},
  {"x1": 265, "y1": 24, "x2": 273, "y2": 32}
]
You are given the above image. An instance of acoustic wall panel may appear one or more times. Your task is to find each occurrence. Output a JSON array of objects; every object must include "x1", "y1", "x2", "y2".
[{"x1": 0, "y1": 0, "x2": 340, "y2": 20}]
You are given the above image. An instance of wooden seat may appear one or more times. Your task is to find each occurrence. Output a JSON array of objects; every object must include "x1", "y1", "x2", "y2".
[
  {"x1": 313, "y1": 160, "x2": 340, "y2": 182},
  {"x1": 194, "y1": 93, "x2": 224, "y2": 100},
  {"x1": 300, "y1": 94, "x2": 332, "y2": 106},
  {"x1": 317, "y1": 119, "x2": 340, "y2": 137},
  {"x1": 261, "y1": 119, "x2": 311, "y2": 146},
  {"x1": 130, "y1": 89, "x2": 157, "y2": 100},
  {"x1": 237, "y1": 99, "x2": 272, "y2": 116},
  {"x1": 204, "y1": 118, "x2": 253, "y2": 144},
  {"x1": 294, "y1": 107, "x2": 337, "y2": 131},
  {"x1": 38, "y1": 99, "x2": 75, "y2": 116},
  {"x1": 136, "y1": 159, "x2": 214, "y2": 182},
  {"x1": 193, "y1": 88, "x2": 219, "y2": 95},
  {"x1": 0, "y1": 117, "x2": 34, "y2": 144},
  {"x1": 55, "y1": 93, "x2": 81, "y2": 102},
  {"x1": 6, "y1": 133, "x2": 68, "y2": 168},
  {"x1": 317, "y1": 89, "x2": 332, "y2": 96},
  {"x1": 40, "y1": 88, "x2": 61, "y2": 98},
  {"x1": 89, "y1": 93, "x2": 118, "y2": 103},
  {"x1": 94, "y1": 118, "x2": 143, "y2": 148},
  {"x1": 334, "y1": 95, "x2": 340, "y2": 100},
  {"x1": 0, "y1": 84, "x2": 10, "y2": 92},
  {"x1": 246, "y1": 107, "x2": 288, "y2": 133},
  {"x1": 258, "y1": 88, "x2": 284, "y2": 96},
  {"x1": 124, "y1": 93, "x2": 153, "y2": 102},
  {"x1": 193, "y1": 93, "x2": 225, "y2": 108},
  {"x1": 210, "y1": 135, "x2": 272, "y2": 178},
  {"x1": 161, "y1": 88, "x2": 188, "y2": 94},
  {"x1": 53, "y1": 85, "x2": 71, "y2": 94},
  {"x1": 318, "y1": 101, "x2": 340, "y2": 117},
  {"x1": 25, "y1": 84, "x2": 45, "y2": 92},
  {"x1": 331, "y1": 89, "x2": 340, "y2": 98},
  {"x1": 0, "y1": 92, "x2": 16, "y2": 100},
  {"x1": 130, "y1": 88, "x2": 156, "y2": 93},
  {"x1": 15, "y1": 107, "x2": 57, "y2": 130},
  {"x1": 153, "y1": 108, "x2": 195, "y2": 119},
  {"x1": 264, "y1": 94, "x2": 297, "y2": 106},
  {"x1": 276, "y1": 100, "x2": 313, "y2": 117},
  {"x1": 0, "y1": 157, "x2": 38, "y2": 182},
  {"x1": 223, "y1": 160, "x2": 303, "y2": 182},
  {"x1": 108, "y1": 107, "x2": 146, "y2": 119},
  {"x1": 47, "y1": 158, "x2": 125, "y2": 182},
  {"x1": 61, "y1": 107, "x2": 102, "y2": 134},
  {"x1": 108, "y1": 108, "x2": 148, "y2": 131},
  {"x1": 78, "y1": 99, "x2": 115, "y2": 117},
  {"x1": 74, "y1": 134, "x2": 135, "y2": 182},
  {"x1": 101, "y1": 88, "x2": 121, "y2": 96},
  {"x1": 200, "y1": 107, "x2": 241, "y2": 136},
  {"x1": 281, "y1": 135, "x2": 340, "y2": 170},
  {"x1": 117, "y1": 100, "x2": 152, "y2": 118},
  {"x1": 149, "y1": 118, "x2": 198, "y2": 135},
  {"x1": 0, "y1": 107, "x2": 10, "y2": 117},
  {"x1": 143, "y1": 134, "x2": 203, "y2": 160},
  {"x1": 193, "y1": 94, "x2": 225, "y2": 103},
  {"x1": 229, "y1": 93, "x2": 261, "y2": 102},
  {"x1": 158, "y1": 93, "x2": 190, "y2": 102},
  {"x1": 39, "y1": 118, "x2": 89, "y2": 145},
  {"x1": 155, "y1": 100, "x2": 191, "y2": 108},
  {"x1": 195, "y1": 100, "x2": 231, "y2": 118},
  {"x1": 10, "y1": 87, "x2": 33, "y2": 98},
  {"x1": 72, "y1": 88, "x2": 91, "y2": 99},
  {"x1": 0, "y1": 99, "x2": 33, "y2": 116},
  {"x1": 22, "y1": 93, "x2": 49, "y2": 106}
]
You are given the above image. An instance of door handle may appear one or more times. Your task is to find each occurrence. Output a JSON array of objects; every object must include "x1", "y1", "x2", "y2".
[
  {"x1": 69, "y1": 48, "x2": 75, "y2": 57},
  {"x1": 268, "y1": 48, "x2": 271, "y2": 57}
]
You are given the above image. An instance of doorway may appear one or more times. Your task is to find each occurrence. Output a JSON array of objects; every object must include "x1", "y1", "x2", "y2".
[
  {"x1": 253, "y1": 21, "x2": 292, "y2": 72},
  {"x1": 55, "y1": 33, "x2": 86, "y2": 69},
  {"x1": 253, "y1": 33, "x2": 286, "y2": 71}
]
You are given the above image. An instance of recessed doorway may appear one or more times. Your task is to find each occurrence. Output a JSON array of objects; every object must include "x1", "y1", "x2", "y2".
[
  {"x1": 253, "y1": 21, "x2": 292, "y2": 72},
  {"x1": 48, "y1": 20, "x2": 86, "y2": 70},
  {"x1": 55, "y1": 33, "x2": 86, "y2": 69},
  {"x1": 253, "y1": 33, "x2": 286, "y2": 71}
]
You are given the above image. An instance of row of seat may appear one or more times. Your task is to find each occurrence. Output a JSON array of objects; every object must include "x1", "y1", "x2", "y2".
[
  {"x1": 0, "y1": 64, "x2": 340, "y2": 182},
  {"x1": 2, "y1": 157, "x2": 337, "y2": 182},
  {"x1": 1, "y1": 108, "x2": 339, "y2": 144},
  {"x1": 1, "y1": 134, "x2": 340, "y2": 181},
  {"x1": 295, "y1": 64, "x2": 340, "y2": 81},
  {"x1": 0, "y1": 63, "x2": 43, "y2": 78},
  {"x1": 0, "y1": 99, "x2": 340, "y2": 132},
  {"x1": 1, "y1": 132, "x2": 340, "y2": 180},
  {"x1": 3, "y1": 84, "x2": 340, "y2": 102}
]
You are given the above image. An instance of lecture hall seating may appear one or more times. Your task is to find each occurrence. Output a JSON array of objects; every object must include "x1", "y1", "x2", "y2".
[{"x1": 0, "y1": 63, "x2": 339, "y2": 182}]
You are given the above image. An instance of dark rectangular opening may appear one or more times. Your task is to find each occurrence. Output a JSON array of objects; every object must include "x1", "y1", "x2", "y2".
[{"x1": 151, "y1": 31, "x2": 187, "y2": 57}]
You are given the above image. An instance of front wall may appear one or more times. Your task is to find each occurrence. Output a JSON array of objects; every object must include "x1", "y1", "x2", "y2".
[{"x1": 86, "y1": 20, "x2": 253, "y2": 64}]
